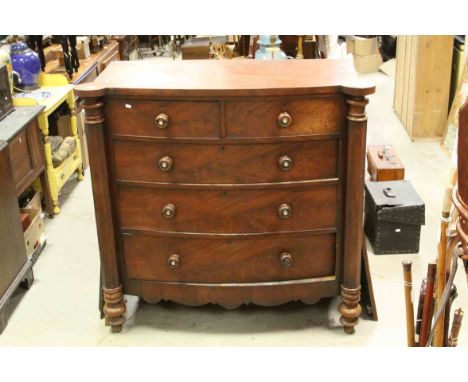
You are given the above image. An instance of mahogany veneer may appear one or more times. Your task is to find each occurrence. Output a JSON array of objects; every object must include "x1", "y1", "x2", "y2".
[{"x1": 75, "y1": 59, "x2": 375, "y2": 334}]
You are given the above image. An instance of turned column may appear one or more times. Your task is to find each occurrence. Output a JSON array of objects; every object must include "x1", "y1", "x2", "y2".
[
  {"x1": 339, "y1": 94, "x2": 369, "y2": 334},
  {"x1": 81, "y1": 96, "x2": 125, "y2": 333},
  {"x1": 66, "y1": 91, "x2": 84, "y2": 181}
]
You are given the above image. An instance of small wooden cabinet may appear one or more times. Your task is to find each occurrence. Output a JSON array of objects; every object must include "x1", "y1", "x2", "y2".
[
  {"x1": 0, "y1": 106, "x2": 44, "y2": 333},
  {"x1": 76, "y1": 60, "x2": 374, "y2": 334}
]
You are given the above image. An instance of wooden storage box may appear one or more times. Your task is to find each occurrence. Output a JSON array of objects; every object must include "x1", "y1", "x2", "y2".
[
  {"x1": 20, "y1": 207, "x2": 45, "y2": 258},
  {"x1": 364, "y1": 180, "x2": 425, "y2": 254},
  {"x1": 367, "y1": 144, "x2": 405, "y2": 181}
]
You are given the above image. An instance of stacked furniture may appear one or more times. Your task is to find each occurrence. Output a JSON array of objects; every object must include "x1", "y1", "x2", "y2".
[{"x1": 76, "y1": 59, "x2": 374, "y2": 334}]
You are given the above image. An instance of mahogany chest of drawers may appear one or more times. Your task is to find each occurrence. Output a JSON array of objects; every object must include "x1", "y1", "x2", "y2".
[{"x1": 75, "y1": 60, "x2": 374, "y2": 334}]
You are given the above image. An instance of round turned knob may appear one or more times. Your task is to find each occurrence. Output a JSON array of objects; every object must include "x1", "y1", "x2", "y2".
[
  {"x1": 278, "y1": 203, "x2": 292, "y2": 219},
  {"x1": 277, "y1": 112, "x2": 292, "y2": 128},
  {"x1": 155, "y1": 113, "x2": 170, "y2": 129},
  {"x1": 158, "y1": 155, "x2": 173, "y2": 171},
  {"x1": 168, "y1": 254, "x2": 180, "y2": 269},
  {"x1": 280, "y1": 251, "x2": 293, "y2": 267},
  {"x1": 162, "y1": 203, "x2": 176, "y2": 219},
  {"x1": 278, "y1": 155, "x2": 293, "y2": 171}
]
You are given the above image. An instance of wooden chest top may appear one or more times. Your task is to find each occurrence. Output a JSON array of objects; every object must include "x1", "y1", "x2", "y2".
[{"x1": 74, "y1": 59, "x2": 375, "y2": 97}]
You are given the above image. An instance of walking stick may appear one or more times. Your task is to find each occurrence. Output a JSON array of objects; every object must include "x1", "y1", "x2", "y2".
[
  {"x1": 448, "y1": 308, "x2": 464, "y2": 347},
  {"x1": 434, "y1": 169, "x2": 456, "y2": 346},
  {"x1": 402, "y1": 260, "x2": 415, "y2": 346},
  {"x1": 419, "y1": 263, "x2": 437, "y2": 347}
]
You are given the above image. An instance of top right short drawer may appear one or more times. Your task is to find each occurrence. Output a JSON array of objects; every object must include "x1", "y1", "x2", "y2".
[{"x1": 225, "y1": 97, "x2": 345, "y2": 138}]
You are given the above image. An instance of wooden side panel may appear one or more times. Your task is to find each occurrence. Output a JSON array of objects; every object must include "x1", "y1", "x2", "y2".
[
  {"x1": 394, "y1": 35, "x2": 453, "y2": 139},
  {"x1": 411, "y1": 36, "x2": 453, "y2": 138},
  {"x1": 0, "y1": 144, "x2": 28, "y2": 298},
  {"x1": 394, "y1": 36, "x2": 406, "y2": 116}
]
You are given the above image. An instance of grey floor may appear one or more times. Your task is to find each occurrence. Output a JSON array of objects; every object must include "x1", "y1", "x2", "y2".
[{"x1": 0, "y1": 70, "x2": 466, "y2": 346}]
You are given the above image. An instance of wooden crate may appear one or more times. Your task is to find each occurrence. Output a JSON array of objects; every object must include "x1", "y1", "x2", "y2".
[{"x1": 394, "y1": 36, "x2": 454, "y2": 139}]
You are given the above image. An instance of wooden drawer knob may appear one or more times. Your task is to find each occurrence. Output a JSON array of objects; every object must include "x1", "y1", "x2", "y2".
[
  {"x1": 280, "y1": 251, "x2": 293, "y2": 267},
  {"x1": 158, "y1": 155, "x2": 173, "y2": 171},
  {"x1": 162, "y1": 203, "x2": 176, "y2": 218},
  {"x1": 168, "y1": 254, "x2": 180, "y2": 269},
  {"x1": 277, "y1": 112, "x2": 292, "y2": 128},
  {"x1": 278, "y1": 155, "x2": 293, "y2": 171},
  {"x1": 155, "y1": 113, "x2": 170, "y2": 129},
  {"x1": 278, "y1": 203, "x2": 292, "y2": 219}
]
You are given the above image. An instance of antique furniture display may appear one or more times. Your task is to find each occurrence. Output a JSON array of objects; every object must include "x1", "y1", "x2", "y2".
[
  {"x1": 0, "y1": 105, "x2": 52, "y2": 215},
  {"x1": 13, "y1": 73, "x2": 84, "y2": 214},
  {"x1": 45, "y1": 40, "x2": 119, "y2": 85},
  {"x1": 76, "y1": 59, "x2": 375, "y2": 334},
  {"x1": 0, "y1": 111, "x2": 41, "y2": 333}
]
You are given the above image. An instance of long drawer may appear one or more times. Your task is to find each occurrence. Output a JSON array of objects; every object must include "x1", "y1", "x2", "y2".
[
  {"x1": 118, "y1": 184, "x2": 338, "y2": 234},
  {"x1": 225, "y1": 97, "x2": 344, "y2": 138},
  {"x1": 106, "y1": 99, "x2": 220, "y2": 139},
  {"x1": 113, "y1": 139, "x2": 338, "y2": 184},
  {"x1": 123, "y1": 233, "x2": 337, "y2": 283}
]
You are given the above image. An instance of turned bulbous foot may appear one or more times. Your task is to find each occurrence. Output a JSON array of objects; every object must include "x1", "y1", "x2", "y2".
[
  {"x1": 339, "y1": 285, "x2": 362, "y2": 334},
  {"x1": 103, "y1": 285, "x2": 126, "y2": 333}
]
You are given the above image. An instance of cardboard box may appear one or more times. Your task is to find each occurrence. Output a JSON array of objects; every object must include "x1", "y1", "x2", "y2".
[
  {"x1": 347, "y1": 36, "x2": 379, "y2": 56},
  {"x1": 353, "y1": 52, "x2": 383, "y2": 74},
  {"x1": 21, "y1": 207, "x2": 45, "y2": 258}
]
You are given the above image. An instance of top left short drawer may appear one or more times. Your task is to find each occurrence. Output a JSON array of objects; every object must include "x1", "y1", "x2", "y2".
[{"x1": 106, "y1": 99, "x2": 220, "y2": 139}]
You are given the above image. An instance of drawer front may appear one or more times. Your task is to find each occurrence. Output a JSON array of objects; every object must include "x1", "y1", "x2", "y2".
[
  {"x1": 113, "y1": 140, "x2": 338, "y2": 184},
  {"x1": 226, "y1": 97, "x2": 344, "y2": 138},
  {"x1": 119, "y1": 185, "x2": 338, "y2": 234},
  {"x1": 123, "y1": 233, "x2": 337, "y2": 283},
  {"x1": 106, "y1": 99, "x2": 220, "y2": 138},
  {"x1": 9, "y1": 130, "x2": 34, "y2": 187}
]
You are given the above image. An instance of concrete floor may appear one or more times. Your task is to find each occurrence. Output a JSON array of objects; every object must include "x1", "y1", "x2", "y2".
[{"x1": 0, "y1": 69, "x2": 466, "y2": 346}]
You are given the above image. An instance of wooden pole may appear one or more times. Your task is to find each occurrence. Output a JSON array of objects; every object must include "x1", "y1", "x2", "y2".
[
  {"x1": 448, "y1": 308, "x2": 464, "y2": 347},
  {"x1": 419, "y1": 263, "x2": 437, "y2": 347},
  {"x1": 402, "y1": 260, "x2": 415, "y2": 346}
]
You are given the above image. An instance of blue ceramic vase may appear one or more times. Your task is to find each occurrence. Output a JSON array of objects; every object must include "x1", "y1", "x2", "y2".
[{"x1": 10, "y1": 42, "x2": 41, "y2": 90}]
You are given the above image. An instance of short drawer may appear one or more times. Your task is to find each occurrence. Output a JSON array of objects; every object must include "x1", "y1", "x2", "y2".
[
  {"x1": 106, "y1": 99, "x2": 220, "y2": 138},
  {"x1": 113, "y1": 139, "x2": 338, "y2": 184},
  {"x1": 123, "y1": 233, "x2": 337, "y2": 283},
  {"x1": 118, "y1": 184, "x2": 338, "y2": 234},
  {"x1": 225, "y1": 97, "x2": 344, "y2": 138}
]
